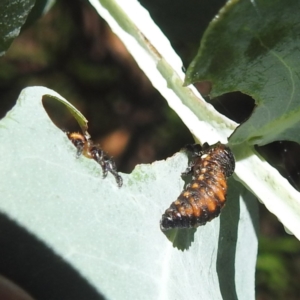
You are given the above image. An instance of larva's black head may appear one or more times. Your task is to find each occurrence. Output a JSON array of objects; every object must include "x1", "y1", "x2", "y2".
[
  {"x1": 160, "y1": 213, "x2": 195, "y2": 232},
  {"x1": 160, "y1": 215, "x2": 174, "y2": 232}
]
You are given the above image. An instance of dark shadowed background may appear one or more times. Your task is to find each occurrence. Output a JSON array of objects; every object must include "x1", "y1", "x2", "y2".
[{"x1": 1, "y1": 0, "x2": 300, "y2": 299}]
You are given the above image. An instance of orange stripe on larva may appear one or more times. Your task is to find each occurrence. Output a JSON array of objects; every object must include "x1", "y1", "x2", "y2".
[{"x1": 160, "y1": 142, "x2": 235, "y2": 231}]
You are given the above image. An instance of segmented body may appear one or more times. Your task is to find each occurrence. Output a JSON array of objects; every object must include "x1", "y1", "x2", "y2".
[{"x1": 160, "y1": 142, "x2": 235, "y2": 231}]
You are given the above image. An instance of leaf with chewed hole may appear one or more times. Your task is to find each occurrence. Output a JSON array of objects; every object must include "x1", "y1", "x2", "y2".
[{"x1": 0, "y1": 87, "x2": 257, "y2": 299}]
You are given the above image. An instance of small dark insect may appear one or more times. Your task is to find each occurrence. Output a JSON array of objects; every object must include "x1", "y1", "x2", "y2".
[
  {"x1": 67, "y1": 132, "x2": 123, "y2": 187},
  {"x1": 160, "y1": 142, "x2": 235, "y2": 231}
]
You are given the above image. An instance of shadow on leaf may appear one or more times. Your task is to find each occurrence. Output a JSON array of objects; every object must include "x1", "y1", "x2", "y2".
[{"x1": 163, "y1": 228, "x2": 196, "y2": 251}]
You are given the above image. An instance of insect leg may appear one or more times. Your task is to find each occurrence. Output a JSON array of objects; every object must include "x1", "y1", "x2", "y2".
[
  {"x1": 105, "y1": 159, "x2": 123, "y2": 187},
  {"x1": 91, "y1": 148, "x2": 108, "y2": 177},
  {"x1": 181, "y1": 160, "x2": 195, "y2": 176},
  {"x1": 92, "y1": 148, "x2": 123, "y2": 187}
]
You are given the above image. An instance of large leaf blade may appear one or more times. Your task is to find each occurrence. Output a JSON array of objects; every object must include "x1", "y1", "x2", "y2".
[{"x1": 0, "y1": 87, "x2": 257, "y2": 299}]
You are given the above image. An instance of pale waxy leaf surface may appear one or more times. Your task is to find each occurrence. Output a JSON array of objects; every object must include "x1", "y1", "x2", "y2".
[{"x1": 0, "y1": 87, "x2": 257, "y2": 299}]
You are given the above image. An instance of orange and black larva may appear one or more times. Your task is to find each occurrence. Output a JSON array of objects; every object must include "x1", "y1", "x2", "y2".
[
  {"x1": 67, "y1": 132, "x2": 123, "y2": 187},
  {"x1": 160, "y1": 142, "x2": 235, "y2": 231}
]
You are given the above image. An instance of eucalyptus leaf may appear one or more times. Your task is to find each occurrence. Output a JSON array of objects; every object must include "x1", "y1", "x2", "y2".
[
  {"x1": 185, "y1": 0, "x2": 300, "y2": 146},
  {"x1": 0, "y1": 87, "x2": 257, "y2": 299}
]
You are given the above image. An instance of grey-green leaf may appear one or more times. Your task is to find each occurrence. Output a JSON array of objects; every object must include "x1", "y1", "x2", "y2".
[
  {"x1": 185, "y1": 0, "x2": 300, "y2": 146},
  {"x1": 0, "y1": 87, "x2": 258, "y2": 299}
]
